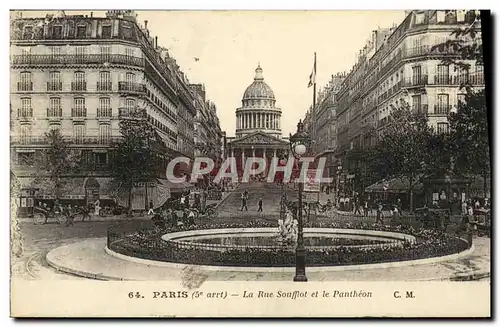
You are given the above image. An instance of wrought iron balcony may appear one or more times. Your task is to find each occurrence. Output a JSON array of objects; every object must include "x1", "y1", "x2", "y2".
[
  {"x1": 11, "y1": 54, "x2": 145, "y2": 68},
  {"x1": 46, "y1": 81, "x2": 62, "y2": 92},
  {"x1": 97, "y1": 81, "x2": 112, "y2": 92},
  {"x1": 71, "y1": 108, "x2": 87, "y2": 118},
  {"x1": 412, "y1": 104, "x2": 429, "y2": 115},
  {"x1": 434, "y1": 104, "x2": 452, "y2": 115},
  {"x1": 47, "y1": 107, "x2": 63, "y2": 118},
  {"x1": 402, "y1": 75, "x2": 429, "y2": 87},
  {"x1": 17, "y1": 82, "x2": 33, "y2": 91},
  {"x1": 118, "y1": 107, "x2": 147, "y2": 118},
  {"x1": 97, "y1": 108, "x2": 113, "y2": 118},
  {"x1": 17, "y1": 108, "x2": 33, "y2": 119},
  {"x1": 71, "y1": 81, "x2": 87, "y2": 91},
  {"x1": 118, "y1": 81, "x2": 145, "y2": 94}
]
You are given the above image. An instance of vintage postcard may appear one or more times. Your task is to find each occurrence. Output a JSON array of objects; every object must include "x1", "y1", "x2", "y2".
[{"x1": 9, "y1": 9, "x2": 491, "y2": 317}]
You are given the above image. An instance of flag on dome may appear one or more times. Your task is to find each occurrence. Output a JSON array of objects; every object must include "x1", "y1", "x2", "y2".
[{"x1": 308, "y1": 52, "x2": 316, "y2": 88}]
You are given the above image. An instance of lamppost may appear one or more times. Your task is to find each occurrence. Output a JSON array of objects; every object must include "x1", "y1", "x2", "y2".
[
  {"x1": 278, "y1": 150, "x2": 289, "y2": 221},
  {"x1": 289, "y1": 119, "x2": 311, "y2": 282},
  {"x1": 336, "y1": 160, "x2": 342, "y2": 206}
]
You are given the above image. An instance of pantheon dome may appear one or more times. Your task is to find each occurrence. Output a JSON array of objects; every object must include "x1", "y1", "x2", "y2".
[{"x1": 236, "y1": 64, "x2": 282, "y2": 139}]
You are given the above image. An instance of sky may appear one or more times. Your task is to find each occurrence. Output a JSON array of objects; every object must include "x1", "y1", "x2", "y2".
[{"x1": 16, "y1": 10, "x2": 407, "y2": 137}]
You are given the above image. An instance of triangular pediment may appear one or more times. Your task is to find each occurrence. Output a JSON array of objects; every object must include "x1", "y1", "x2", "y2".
[{"x1": 230, "y1": 131, "x2": 289, "y2": 146}]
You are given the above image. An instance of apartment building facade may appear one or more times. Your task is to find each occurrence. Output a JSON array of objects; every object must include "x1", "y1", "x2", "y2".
[
  {"x1": 10, "y1": 10, "x2": 212, "y2": 212},
  {"x1": 312, "y1": 10, "x2": 484, "y2": 196}
]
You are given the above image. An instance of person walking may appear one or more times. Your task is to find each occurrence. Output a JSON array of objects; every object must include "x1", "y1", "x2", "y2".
[
  {"x1": 241, "y1": 192, "x2": 248, "y2": 211},
  {"x1": 354, "y1": 198, "x2": 362, "y2": 215},
  {"x1": 363, "y1": 200, "x2": 369, "y2": 217},
  {"x1": 258, "y1": 198, "x2": 263, "y2": 212}
]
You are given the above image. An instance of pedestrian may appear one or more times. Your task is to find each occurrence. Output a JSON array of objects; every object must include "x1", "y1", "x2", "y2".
[
  {"x1": 376, "y1": 203, "x2": 384, "y2": 224},
  {"x1": 258, "y1": 197, "x2": 263, "y2": 212},
  {"x1": 461, "y1": 200, "x2": 468, "y2": 217},
  {"x1": 241, "y1": 192, "x2": 248, "y2": 211},
  {"x1": 147, "y1": 200, "x2": 154, "y2": 216},
  {"x1": 345, "y1": 197, "x2": 350, "y2": 212},
  {"x1": 474, "y1": 199, "x2": 481, "y2": 209},
  {"x1": 364, "y1": 200, "x2": 369, "y2": 217},
  {"x1": 94, "y1": 199, "x2": 101, "y2": 216},
  {"x1": 354, "y1": 199, "x2": 362, "y2": 215}
]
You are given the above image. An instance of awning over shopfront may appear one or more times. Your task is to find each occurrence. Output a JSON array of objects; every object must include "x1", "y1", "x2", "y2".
[{"x1": 365, "y1": 177, "x2": 423, "y2": 194}]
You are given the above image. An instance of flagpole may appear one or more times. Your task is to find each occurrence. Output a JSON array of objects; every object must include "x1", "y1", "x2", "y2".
[{"x1": 312, "y1": 52, "x2": 317, "y2": 110}]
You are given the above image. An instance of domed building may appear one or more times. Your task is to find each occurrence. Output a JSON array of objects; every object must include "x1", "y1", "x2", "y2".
[{"x1": 227, "y1": 64, "x2": 289, "y2": 178}]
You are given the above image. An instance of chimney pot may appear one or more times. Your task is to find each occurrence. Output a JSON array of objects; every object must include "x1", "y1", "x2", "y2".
[
  {"x1": 144, "y1": 20, "x2": 148, "y2": 28},
  {"x1": 90, "y1": 12, "x2": 93, "y2": 17},
  {"x1": 155, "y1": 36, "x2": 158, "y2": 48}
]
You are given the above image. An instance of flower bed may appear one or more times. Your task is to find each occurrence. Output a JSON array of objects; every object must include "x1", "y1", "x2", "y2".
[{"x1": 107, "y1": 221, "x2": 470, "y2": 267}]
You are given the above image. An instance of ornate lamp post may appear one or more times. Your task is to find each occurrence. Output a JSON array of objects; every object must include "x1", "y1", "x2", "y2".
[{"x1": 289, "y1": 119, "x2": 311, "y2": 282}]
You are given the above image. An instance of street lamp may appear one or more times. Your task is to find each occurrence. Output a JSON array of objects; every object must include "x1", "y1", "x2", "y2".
[
  {"x1": 278, "y1": 150, "x2": 289, "y2": 221},
  {"x1": 289, "y1": 119, "x2": 311, "y2": 282},
  {"x1": 336, "y1": 160, "x2": 342, "y2": 206}
]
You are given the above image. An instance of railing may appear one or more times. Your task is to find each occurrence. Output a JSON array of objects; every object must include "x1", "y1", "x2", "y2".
[
  {"x1": 97, "y1": 82, "x2": 112, "y2": 92},
  {"x1": 17, "y1": 82, "x2": 32, "y2": 91},
  {"x1": 71, "y1": 108, "x2": 87, "y2": 118},
  {"x1": 71, "y1": 81, "x2": 87, "y2": 91},
  {"x1": 118, "y1": 81, "x2": 145, "y2": 94},
  {"x1": 46, "y1": 81, "x2": 62, "y2": 91},
  {"x1": 433, "y1": 104, "x2": 452, "y2": 115},
  {"x1": 47, "y1": 107, "x2": 62, "y2": 117},
  {"x1": 17, "y1": 108, "x2": 33, "y2": 118},
  {"x1": 412, "y1": 104, "x2": 429, "y2": 115},
  {"x1": 118, "y1": 107, "x2": 146, "y2": 118},
  {"x1": 11, "y1": 135, "x2": 121, "y2": 145},
  {"x1": 11, "y1": 54, "x2": 145, "y2": 68},
  {"x1": 402, "y1": 75, "x2": 429, "y2": 87},
  {"x1": 434, "y1": 75, "x2": 451, "y2": 85},
  {"x1": 97, "y1": 108, "x2": 113, "y2": 118}
]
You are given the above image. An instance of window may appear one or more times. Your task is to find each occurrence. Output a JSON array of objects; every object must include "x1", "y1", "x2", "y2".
[
  {"x1": 436, "y1": 94, "x2": 449, "y2": 114},
  {"x1": 412, "y1": 65, "x2": 422, "y2": 84},
  {"x1": 100, "y1": 46, "x2": 111, "y2": 60},
  {"x1": 412, "y1": 95, "x2": 422, "y2": 113},
  {"x1": 457, "y1": 10, "x2": 466, "y2": 22},
  {"x1": 48, "y1": 71, "x2": 61, "y2": 91},
  {"x1": 99, "y1": 124, "x2": 111, "y2": 144},
  {"x1": 436, "y1": 11, "x2": 446, "y2": 23},
  {"x1": 20, "y1": 124, "x2": 32, "y2": 144},
  {"x1": 18, "y1": 71, "x2": 32, "y2": 91},
  {"x1": 125, "y1": 47, "x2": 134, "y2": 57},
  {"x1": 98, "y1": 71, "x2": 111, "y2": 91},
  {"x1": 52, "y1": 25, "x2": 63, "y2": 39},
  {"x1": 436, "y1": 65, "x2": 450, "y2": 84},
  {"x1": 458, "y1": 67, "x2": 469, "y2": 84},
  {"x1": 73, "y1": 124, "x2": 86, "y2": 144},
  {"x1": 19, "y1": 97, "x2": 32, "y2": 117},
  {"x1": 122, "y1": 24, "x2": 132, "y2": 39},
  {"x1": 48, "y1": 97, "x2": 62, "y2": 117},
  {"x1": 51, "y1": 46, "x2": 61, "y2": 56},
  {"x1": 101, "y1": 25, "x2": 112, "y2": 38},
  {"x1": 126, "y1": 98, "x2": 136, "y2": 109},
  {"x1": 76, "y1": 25, "x2": 87, "y2": 38},
  {"x1": 125, "y1": 72, "x2": 135, "y2": 85},
  {"x1": 73, "y1": 97, "x2": 86, "y2": 117},
  {"x1": 437, "y1": 123, "x2": 449, "y2": 134},
  {"x1": 98, "y1": 97, "x2": 111, "y2": 117},
  {"x1": 95, "y1": 152, "x2": 107, "y2": 166},
  {"x1": 75, "y1": 46, "x2": 86, "y2": 57},
  {"x1": 415, "y1": 12, "x2": 425, "y2": 25}
]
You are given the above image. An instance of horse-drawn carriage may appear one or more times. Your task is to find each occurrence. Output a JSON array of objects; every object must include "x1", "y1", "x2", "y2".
[
  {"x1": 151, "y1": 199, "x2": 218, "y2": 230},
  {"x1": 414, "y1": 207, "x2": 451, "y2": 231},
  {"x1": 32, "y1": 205, "x2": 90, "y2": 225}
]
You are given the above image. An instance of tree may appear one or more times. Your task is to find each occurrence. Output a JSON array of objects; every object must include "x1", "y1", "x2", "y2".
[
  {"x1": 33, "y1": 129, "x2": 81, "y2": 200},
  {"x1": 110, "y1": 108, "x2": 160, "y2": 215},
  {"x1": 368, "y1": 106, "x2": 437, "y2": 211}
]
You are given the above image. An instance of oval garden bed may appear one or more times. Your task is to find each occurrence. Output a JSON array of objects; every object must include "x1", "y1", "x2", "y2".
[{"x1": 107, "y1": 221, "x2": 470, "y2": 268}]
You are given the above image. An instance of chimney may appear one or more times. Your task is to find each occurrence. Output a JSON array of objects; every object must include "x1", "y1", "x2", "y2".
[
  {"x1": 90, "y1": 12, "x2": 93, "y2": 17},
  {"x1": 155, "y1": 36, "x2": 158, "y2": 48},
  {"x1": 144, "y1": 20, "x2": 148, "y2": 29}
]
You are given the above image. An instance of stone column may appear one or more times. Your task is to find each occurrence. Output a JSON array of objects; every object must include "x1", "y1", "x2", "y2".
[
  {"x1": 241, "y1": 148, "x2": 245, "y2": 172},
  {"x1": 231, "y1": 148, "x2": 234, "y2": 159},
  {"x1": 259, "y1": 113, "x2": 262, "y2": 128},
  {"x1": 263, "y1": 148, "x2": 267, "y2": 175}
]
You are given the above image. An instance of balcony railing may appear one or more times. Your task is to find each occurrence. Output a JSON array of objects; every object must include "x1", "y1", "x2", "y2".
[
  {"x1": 47, "y1": 81, "x2": 62, "y2": 92},
  {"x1": 71, "y1": 81, "x2": 87, "y2": 91},
  {"x1": 434, "y1": 104, "x2": 452, "y2": 115},
  {"x1": 17, "y1": 82, "x2": 33, "y2": 91},
  {"x1": 118, "y1": 107, "x2": 147, "y2": 118},
  {"x1": 47, "y1": 107, "x2": 63, "y2": 117},
  {"x1": 412, "y1": 104, "x2": 429, "y2": 115},
  {"x1": 71, "y1": 108, "x2": 87, "y2": 118},
  {"x1": 434, "y1": 75, "x2": 451, "y2": 85},
  {"x1": 118, "y1": 81, "x2": 145, "y2": 94},
  {"x1": 11, "y1": 54, "x2": 145, "y2": 68},
  {"x1": 17, "y1": 108, "x2": 33, "y2": 118},
  {"x1": 97, "y1": 82, "x2": 112, "y2": 92},
  {"x1": 11, "y1": 135, "x2": 121, "y2": 146},
  {"x1": 97, "y1": 108, "x2": 113, "y2": 118},
  {"x1": 402, "y1": 75, "x2": 429, "y2": 87}
]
